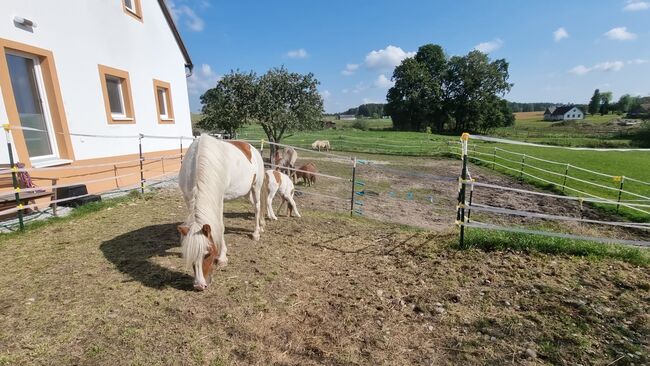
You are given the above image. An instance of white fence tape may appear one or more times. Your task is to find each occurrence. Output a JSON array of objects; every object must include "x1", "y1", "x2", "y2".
[
  {"x1": 469, "y1": 134, "x2": 650, "y2": 152},
  {"x1": 265, "y1": 163, "x2": 350, "y2": 181}
]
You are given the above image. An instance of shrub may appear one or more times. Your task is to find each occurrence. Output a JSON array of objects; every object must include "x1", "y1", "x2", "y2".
[{"x1": 351, "y1": 119, "x2": 369, "y2": 131}]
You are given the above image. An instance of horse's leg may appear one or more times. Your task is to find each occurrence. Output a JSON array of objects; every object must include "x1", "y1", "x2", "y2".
[
  {"x1": 250, "y1": 185, "x2": 262, "y2": 241},
  {"x1": 216, "y1": 225, "x2": 228, "y2": 267},
  {"x1": 276, "y1": 198, "x2": 285, "y2": 216},
  {"x1": 286, "y1": 192, "x2": 301, "y2": 218},
  {"x1": 267, "y1": 185, "x2": 278, "y2": 221}
]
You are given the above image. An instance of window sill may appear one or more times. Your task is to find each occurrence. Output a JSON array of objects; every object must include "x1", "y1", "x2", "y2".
[
  {"x1": 30, "y1": 158, "x2": 73, "y2": 169},
  {"x1": 159, "y1": 118, "x2": 175, "y2": 124},
  {"x1": 109, "y1": 117, "x2": 135, "y2": 124}
]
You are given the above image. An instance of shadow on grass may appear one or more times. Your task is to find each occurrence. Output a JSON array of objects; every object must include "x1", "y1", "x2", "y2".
[{"x1": 100, "y1": 223, "x2": 194, "y2": 291}]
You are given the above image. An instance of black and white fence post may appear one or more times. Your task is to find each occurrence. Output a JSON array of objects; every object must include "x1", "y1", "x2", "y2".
[
  {"x1": 3, "y1": 124, "x2": 24, "y2": 231},
  {"x1": 138, "y1": 133, "x2": 145, "y2": 195},
  {"x1": 456, "y1": 133, "x2": 470, "y2": 248},
  {"x1": 350, "y1": 157, "x2": 357, "y2": 217}
]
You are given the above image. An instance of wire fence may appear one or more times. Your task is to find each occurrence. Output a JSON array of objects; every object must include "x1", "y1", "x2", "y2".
[{"x1": 455, "y1": 133, "x2": 650, "y2": 249}]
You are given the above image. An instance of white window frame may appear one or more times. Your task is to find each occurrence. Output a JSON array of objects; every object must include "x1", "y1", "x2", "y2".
[
  {"x1": 157, "y1": 87, "x2": 169, "y2": 119},
  {"x1": 7, "y1": 50, "x2": 61, "y2": 165},
  {"x1": 124, "y1": 0, "x2": 137, "y2": 14},
  {"x1": 106, "y1": 75, "x2": 128, "y2": 119}
]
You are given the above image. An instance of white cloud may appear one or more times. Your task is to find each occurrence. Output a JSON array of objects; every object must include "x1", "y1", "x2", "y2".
[
  {"x1": 374, "y1": 74, "x2": 394, "y2": 88},
  {"x1": 628, "y1": 58, "x2": 648, "y2": 64},
  {"x1": 553, "y1": 27, "x2": 569, "y2": 42},
  {"x1": 341, "y1": 63, "x2": 360, "y2": 76},
  {"x1": 569, "y1": 61, "x2": 625, "y2": 75},
  {"x1": 286, "y1": 49, "x2": 308, "y2": 59},
  {"x1": 604, "y1": 27, "x2": 637, "y2": 41},
  {"x1": 167, "y1": 0, "x2": 205, "y2": 32},
  {"x1": 321, "y1": 90, "x2": 331, "y2": 99},
  {"x1": 187, "y1": 63, "x2": 220, "y2": 95},
  {"x1": 473, "y1": 38, "x2": 504, "y2": 53},
  {"x1": 364, "y1": 45, "x2": 415, "y2": 70},
  {"x1": 623, "y1": 0, "x2": 650, "y2": 11}
]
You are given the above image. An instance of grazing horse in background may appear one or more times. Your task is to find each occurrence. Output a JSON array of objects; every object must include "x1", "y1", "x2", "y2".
[
  {"x1": 265, "y1": 170, "x2": 301, "y2": 220},
  {"x1": 177, "y1": 135, "x2": 269, "y2": 291},
  {"x1": 273, "y1": 147, "x2": 298, "y2": 181},
  {"x1": 311, "y1": 140, "x2": 331, "y2": 151},
  {"x1": 296, "y1": 162, "x2": 318, "y2": 186}
]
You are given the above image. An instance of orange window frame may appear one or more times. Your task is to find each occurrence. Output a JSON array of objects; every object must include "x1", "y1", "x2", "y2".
[
  {"x1": 122, "y1": 0, "x2": 143, "y2": 22},
  {"x1": 153, "y1": 79, "x2": 175, "y2": 124},
  {"x1": 98, "y1": 65, "x2": 136, "y2": 125},
  {"x1": 0, "y1": 38, "x2": 74, "y2": 167}
]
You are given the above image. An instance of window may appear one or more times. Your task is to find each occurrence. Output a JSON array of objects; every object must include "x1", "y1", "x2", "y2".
[
  {"x1": 98, "y1": 65, "x2": 135, "y2": 124},
  {"x1": 122, "y1": 0, "x2": 142, "y2": 21},
  {"x1": 153, "y1": 79, "x2": 174, "y2": 124},
  {"x1": 1, "y1": 38, "x2": 74, "y2": 167}
]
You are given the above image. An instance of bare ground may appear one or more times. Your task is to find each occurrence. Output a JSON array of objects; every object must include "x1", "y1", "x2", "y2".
[{"x1": 0, "y1": 154, "x2": 649, "y2": 365}]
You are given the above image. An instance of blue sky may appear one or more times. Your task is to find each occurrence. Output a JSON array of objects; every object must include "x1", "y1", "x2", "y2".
[{"x1": 167, "y1": 0, "x2": 650, "y2": 113}]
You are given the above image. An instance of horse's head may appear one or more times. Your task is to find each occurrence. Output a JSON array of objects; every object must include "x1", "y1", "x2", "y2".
[{"x1": 178, "y1": 224, "x2": 219, "y2": 291}]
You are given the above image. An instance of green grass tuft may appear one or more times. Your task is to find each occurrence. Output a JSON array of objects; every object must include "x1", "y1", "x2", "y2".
[{"x1": 457, "y1": 228, "x2": 650, "y2": 267}]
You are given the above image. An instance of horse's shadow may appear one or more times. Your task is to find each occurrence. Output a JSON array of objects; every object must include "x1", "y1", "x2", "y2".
[{"x1": 100, "y1": 223, "x2": 194, "y2": 291}]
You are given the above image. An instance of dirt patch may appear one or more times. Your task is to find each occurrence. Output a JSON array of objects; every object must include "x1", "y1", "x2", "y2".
[{"x1": 0, "y1": 189, "x2": 648, "y2": 365}]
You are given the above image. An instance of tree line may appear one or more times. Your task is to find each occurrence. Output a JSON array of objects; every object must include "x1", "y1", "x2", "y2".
[
  {"x1": 338, "y1": 103, "x2": 386, "y2": 118},
  {"x1": 588, "y1": 89, "x2": 648, "y2": 116},
  {"x1": 385, "y1": 44, "x2": 514, "y2": 133}
]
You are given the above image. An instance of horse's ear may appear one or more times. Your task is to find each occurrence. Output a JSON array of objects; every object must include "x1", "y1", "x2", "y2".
[
  {"x1": 201, "y1": 224, "x2": 211, "y2": 237},
  {"x1": 177, "y1": 225, "x2": 190, "y2": 236}
]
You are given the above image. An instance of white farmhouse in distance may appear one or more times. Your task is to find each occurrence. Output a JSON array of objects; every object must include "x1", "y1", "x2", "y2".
[
  {"x1": 543, "y1": 105, "x2": 584, "y2": 121},
  {"x1": 0, "y1": 0, "x2": 194, "y2": 193}
]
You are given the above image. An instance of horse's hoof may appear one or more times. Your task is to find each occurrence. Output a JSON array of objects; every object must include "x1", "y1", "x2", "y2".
[{"x1": 252, "y1": 233, "x2": 260, "y2": 241}]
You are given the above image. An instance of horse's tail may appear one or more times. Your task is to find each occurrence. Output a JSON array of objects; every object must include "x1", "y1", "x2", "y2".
[{"x1": 260, "y1": 170, "x2": 269, "y2": 228}]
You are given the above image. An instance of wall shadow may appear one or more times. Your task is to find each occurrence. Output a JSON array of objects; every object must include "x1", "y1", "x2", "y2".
[{"x1": 100, "y1": 223, "x2": 194, "y2": 291}]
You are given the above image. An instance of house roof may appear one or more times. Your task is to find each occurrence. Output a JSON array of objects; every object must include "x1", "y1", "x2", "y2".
[
  {"x1": 551, "y1": 105, "x2": 580, "y2": 116},
  {"x1": 544, "y1": 106, "x2": 556, "y2": 114},
  {"x1": 157, "y1": 0, "x2": 193, "y2": 73}
]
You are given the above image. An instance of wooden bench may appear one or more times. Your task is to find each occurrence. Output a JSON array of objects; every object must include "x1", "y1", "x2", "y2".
[{"x1": 0, "y1": 172, "x2": 58, "y2": 217}]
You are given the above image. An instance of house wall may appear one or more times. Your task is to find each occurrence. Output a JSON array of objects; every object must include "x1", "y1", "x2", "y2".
[
  {"x1": 0, "y1": 0, "x2": 192, "y2": 166},
  {"x1": 563, "y1": 108, "x2": 583, "y2": 120}
]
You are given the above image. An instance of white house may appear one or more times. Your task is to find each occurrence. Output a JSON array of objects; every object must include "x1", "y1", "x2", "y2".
[
  {"x1": 543, "y1": 105, "x2": 584, "y2": 121},
  {"x1": 339, "y1": 114, "x2": 356, "y2": 120},
  {"x1": 0, "y1": 0, "x2": 194, "y2": 193}
]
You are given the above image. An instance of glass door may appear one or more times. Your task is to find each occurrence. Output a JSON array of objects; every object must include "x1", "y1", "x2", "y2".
[{"x1": 5, "y1": 51, "x2": 58, "y2": 161}]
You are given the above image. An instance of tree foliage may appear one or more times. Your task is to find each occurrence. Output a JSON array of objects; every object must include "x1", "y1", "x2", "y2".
[
  {"x1": 588, "y1": 89, "x2": 601, "y2": 115},
  {"x1": 385, "y1": 44, "x2": 513, "y2": 133},
  {"x1": 198, "y1": 67, "x2": 323, "y2": 154}
]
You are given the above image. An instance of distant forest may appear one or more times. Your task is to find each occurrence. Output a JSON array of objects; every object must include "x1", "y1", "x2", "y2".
[{"x1": 330, "y1": 102, "x2": 560, "y2": 118}]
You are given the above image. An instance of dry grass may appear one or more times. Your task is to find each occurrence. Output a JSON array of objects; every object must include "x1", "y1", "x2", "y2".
[{"x1": 0, "y1": 188, "x2": 649, "y2": 365}]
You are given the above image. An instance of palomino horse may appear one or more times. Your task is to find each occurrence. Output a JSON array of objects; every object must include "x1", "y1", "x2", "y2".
[
  {"x1": 265, "y1": 170, "x2": 301, "y2": 220},
  {"x1": 177, "y1": 135, "x2": 268, "y2": 290},
  {"x1": 311, "y1": 140, "x2": 331, "y2": 151}
]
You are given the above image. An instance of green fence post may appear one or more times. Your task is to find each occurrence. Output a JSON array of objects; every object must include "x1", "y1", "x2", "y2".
[
  {"x1": 616, "y1": 176, "x2": 625, "y2": 213},
  {"x1": 562, "y1": 164, "x2": 570, "y2": 193}
]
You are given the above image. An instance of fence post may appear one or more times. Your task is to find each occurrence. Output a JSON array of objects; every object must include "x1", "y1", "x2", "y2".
[
  {"x1": 3, "y1": 124, "x2": 24, "y2": 231},
  {"x1": 260, "y1": 139, "x2": 265, "y2": 155},
  {"x1": 562, "y1": 164, "x2": 570, "y2": 193},
  {"x1": 350, "y1": 157, "x2": 357, "y2": 217},
  {"x1": 179, "y1": 137, "x2": 183, "y2": 162},
  {"x1": 138, "y1": 134, "x2": 145, "y2": 195},
  {"x1": 616, "y1": 176, "x2": 625, "y2": 213},
  {"x1": 519, "y1": 154, "x2": 526, "y2": 180},
  {"x1": 456, "y1": 133, "x2": 470, "y2": 248},
  {"x1": 492, "y1": 147, "x2": 497, "y2": 170}
]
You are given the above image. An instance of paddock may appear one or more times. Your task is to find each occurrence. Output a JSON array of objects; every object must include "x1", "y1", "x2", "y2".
[{"x1": 0, "y1": 151, "x2": 648, "y2": 365}]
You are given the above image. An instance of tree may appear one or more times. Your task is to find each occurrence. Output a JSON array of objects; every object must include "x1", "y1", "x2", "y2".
[
  {"x1": 254, "y1": 67, "x2": 324, "y2": 158},
  {"x1": 617, "y1": 94, "x2": 634, "y2": 114},
  {"x1": 588, "y1": 89, "x2": 601, "y2": 115},
  {"x1": 600, "y1": 99, "x2": 610, "y2": 116},
  {"x1": 386, "y1": 44, "x2": 513, "y2": 133},
  {"x1": 198, "y1": 71, "x2": 257, "y2": 136}
]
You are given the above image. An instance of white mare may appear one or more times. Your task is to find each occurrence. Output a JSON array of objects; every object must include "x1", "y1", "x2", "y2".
[{"x1": 177, "y1": 135, "x2": 268, "y2": 290}]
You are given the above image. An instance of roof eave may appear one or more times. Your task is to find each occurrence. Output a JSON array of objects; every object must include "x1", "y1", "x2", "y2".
[{"x1": 157, "y1": 0, "x2": 194, "y2": 75}]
